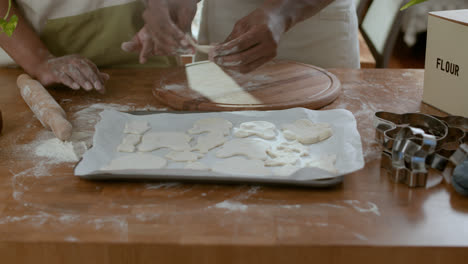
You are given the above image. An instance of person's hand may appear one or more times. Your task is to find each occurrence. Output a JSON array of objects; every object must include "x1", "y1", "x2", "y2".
[
  {"x1": 36, "y1": 55, "x2": 109, "y2": 94},
  {"x1": 121, "y1": 26, "x2": 155, "y2": 64},
  {"x1": 134, "y1": 0, "x2": 198, "y2": 57},
  {"x1": 213, "y1": 8, "x2": 286, "y2": 73}
]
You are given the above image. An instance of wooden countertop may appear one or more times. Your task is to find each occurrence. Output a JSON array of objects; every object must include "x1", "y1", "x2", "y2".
[{"x1": 0, "y1": 68, "x2": 467, "y2": 264}]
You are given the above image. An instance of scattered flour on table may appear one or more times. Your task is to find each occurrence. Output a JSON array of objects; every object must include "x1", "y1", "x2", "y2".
[
  {"x1": 344, "y1": 200, "x2": 380, "y2": 216},
  {"x1": 35, "y1": 138, "x2": 86, "y2": 163},
  {"x1": 215, "y1": 200, "x2": 248, "y2": 212}
]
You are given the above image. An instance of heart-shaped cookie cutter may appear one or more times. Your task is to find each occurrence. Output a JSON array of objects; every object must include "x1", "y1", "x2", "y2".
[{"x1": 374, "y1": 112, "x2": 468, "y2": 188}]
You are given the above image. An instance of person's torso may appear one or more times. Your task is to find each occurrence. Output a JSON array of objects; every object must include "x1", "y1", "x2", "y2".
[
  {"x1": 2, "y1": 0, "x2": 176, "y2": 67},
  {"x1": 197, "y1": 0, "x2": 359, "y2": 68}
]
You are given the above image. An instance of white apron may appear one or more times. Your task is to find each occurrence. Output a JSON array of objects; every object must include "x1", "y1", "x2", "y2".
[{"x1": 196, "y1": 0, "x2": 360, "y2": 68}]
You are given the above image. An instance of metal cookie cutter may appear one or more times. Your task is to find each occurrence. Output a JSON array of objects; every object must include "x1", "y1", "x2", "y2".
[{"x1": 374, "y1": 112, "x2": 467, "y2": 188}]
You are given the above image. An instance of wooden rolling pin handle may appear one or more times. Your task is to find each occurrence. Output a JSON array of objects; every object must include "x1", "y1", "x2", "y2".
[{"x1": 17, "y1": 74, "x2": 73, "y2": 141}]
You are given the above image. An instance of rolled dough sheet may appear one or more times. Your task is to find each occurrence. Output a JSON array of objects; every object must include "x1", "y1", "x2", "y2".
[
  {"x1": 192, "y1": 131, "x2": 227, "y2": 153},
  {"x1": 165, "y1": 151, "x2": 203, "y2": 162},
  {"x1": 188, "y1": 118, "x2": 233, "y2": 135},
  {"x1": 216, "y1": 138, "x2": 270, "y2": 160},
  {"x1": 282, "y1": 119, "x2": 333, "y2": 144},
  {"x1": 117, "y1": 134, "x2": 142, "y2": 153},
  {"x1": 138, "y1": 132, "x2": 191, "y2": 152},
  {"x1": 234, "y1": 121, "x2": 277, "y2": 140},
  {"x1": 102, "y1": 154, "x2": 167, "y2": 171},
  {"x1": 124, "y1": 120, "x2": 150, "y2": 135},
  {"x1": 186, "y1": 62, "x2": 261, "y2": 104},
  {"x1": 212, "y1": 157, "x2": 271, "y2": 176}
]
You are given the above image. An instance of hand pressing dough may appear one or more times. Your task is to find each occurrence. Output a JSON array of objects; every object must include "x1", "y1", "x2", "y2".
[
  {"x1": 138, "y1": 132, "x2": 191, "y2": 152},
  {"x1": 272, "y1": 164, "x2": 300, "y2": 177},
  {"x1": 212, "y1": 157, "x2": 271, "y2": 176},
  {"x1": 216, "y1": 138, "x2": 270, "y2": 160},
  {"x1": 165, "y1": 151, "x2": 203, "y2": 162},
  {"x1": 102, "y1": 154, "x2": 167, "y2": 171},
  {"x1": 234, "y1": 121, "x2": 276, "y2": 140},
  {"x1": 304, "y1": 154, "x2": 338, "y2": 174},
  {"x1": 117, "y1": 134, "x2": 142, "y2": 153},
  {"x1": 282, "y1": 119, "x2": 332, "y2": 144},
  {"x1": 124, "y1": 120, "x2": 151, "y2": 135},
  {"x1": 192, "y1": 131, "x2": 227, "y2": 153},
  {"x1": 185, "y1": 161, "x2": 211, "y2": 171},
  {"x1": 188, "y1": 118, "x2": 233, "y2": 135}
]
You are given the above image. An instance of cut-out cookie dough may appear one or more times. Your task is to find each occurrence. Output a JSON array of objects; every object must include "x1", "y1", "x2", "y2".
[
  {"x1": 117, "y1": 134, "x2": 142, "y2": 153},
  {"x1": 272, "y1": 164, "x2": 300, "y2": 177},
  {"x1": 282, "y1": 119, "x2": 333, "y2": 144},
  {"x1": 138, "y1": 132, "x2": 191, "y2": 152},
  {"x1": 124, "y1": 120, "x2": 151, "y2": 135},
  {"x1": 275, "y1": 141, "x2": 309, "y2": 157},
  {"x1": 192, "y1": 131, "x2": 227, "y2": 153},
  {"x1": 304, "y1": 154, "x2": 338, "y2": 174},
  {"x1": 212, "y1": 157, "x2": 271, "y2": 176},
  {"x1": 188, "y1": 118, "x2": 233, "y2": 136},
  {"x1": 165, "y1": 151, "x2": 203, "y2": 162},
  {"x1": 185, "y1": 161, "x2": 211, "y2": 171},
  {"x1": 102, "y1": 154, "x2": 167, "y2": 171},
  {"x1": 234, "y1": 121, "x2": 276, "y2": 140},
  {"x1": 216, "y1": 138, "x2": 270, "y2": 160}
]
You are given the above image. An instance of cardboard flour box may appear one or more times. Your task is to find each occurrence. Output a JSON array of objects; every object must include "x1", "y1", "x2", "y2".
[{"x1": 424, "y1": 10, "x2": 468, "y2": 117}]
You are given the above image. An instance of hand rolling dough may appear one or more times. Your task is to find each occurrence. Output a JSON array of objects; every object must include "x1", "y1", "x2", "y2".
[
  {"x1": 234, "y1": 121, "x2": 277, "y2": 140},
  {"x1": 138, "y1": 132, "x2": 191, "y2": 152},
  {"x1": 102, "y1": 154, "x2": 167, "y2": 171},
  {"x1": 282, "y1": 119, "x2": 332, "y2": 144},
  {"x1": 216, "y1": 138, "x2": 270, "y2": 160}
]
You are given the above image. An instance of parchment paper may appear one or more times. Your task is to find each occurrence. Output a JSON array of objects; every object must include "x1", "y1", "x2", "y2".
[{"x1": 75, "y1": 108, "x2": 364, "y2": 185}]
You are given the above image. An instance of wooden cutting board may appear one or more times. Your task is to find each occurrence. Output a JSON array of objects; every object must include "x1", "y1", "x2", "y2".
[{"x1": 153, "y1": 60, "x2": 341, "y2": 111}]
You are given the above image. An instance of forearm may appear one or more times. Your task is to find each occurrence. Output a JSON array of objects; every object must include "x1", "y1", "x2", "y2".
[
  {"x1": 261, "y1": 0, "x2": 334, "y2": 32},
  {"x1": 0, "y1": 0, "x2": 53, "y2": 78}
]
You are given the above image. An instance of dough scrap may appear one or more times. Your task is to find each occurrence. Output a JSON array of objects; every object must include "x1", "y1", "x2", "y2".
[
  {"x1": 192, "y1": 131, "x2": 227, "y2": 153},
  {"x1": 124, "y1": 120, "x2": 151, "y2": 135},
  {"x1": 304, "y1": 154, "x2": 338, "y2": 174},
  {"x1": 272, "y1": 164, "x2": 300, "y2": 177},
  {"x1": 165, "y1": 151, "x2": 203, "y2": 162},
  {"x1": 216, "y1": 138, "x2": 270, "y2": 160},
  {"x1": 212, "y1": 157, "x2": 271, "y2": 176},
  {"x1": 138, "y1": 132, "x2": 191, "y2": 152},
  {"x1": 188, "y1": 118, "x2": 233, "y2": 135},
  {"x1": 234, "y1": 121, "x2": 277, "y2": 140},
  {"x1": 102, "y1": 154, "x2": 167, "y2": 171},
  {"x1": 117, "y1": 134, "x2": 142, "y2": 153},
  {"x1": 276, "y1": 141, "x2": 309, "y2": 157},
  {"x1": 282, "y1": 119, "x2": 332, "y2": 144},
  {"x1": 185, "y1": 161, "x2": 211, "y2": 171}
]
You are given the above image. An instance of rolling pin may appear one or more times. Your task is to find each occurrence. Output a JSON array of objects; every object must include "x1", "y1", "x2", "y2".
[{"x1": 17, "y1": 74, "x2": 73, "y2": 141}]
